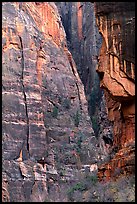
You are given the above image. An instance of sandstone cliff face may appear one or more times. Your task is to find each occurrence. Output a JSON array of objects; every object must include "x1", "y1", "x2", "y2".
[
  {"x1": 2, "y1": 2, "x2": 97, "y2": 202},
  {"x1": 2, "y1": 2, "x2": 135, "y2": 202},
  {"x1": 56, "y1": 2, "x2": 100, "y2": 91},
  {"x1": 56, "y1": 2, "x2": 114, "y2": 162},
  {"x1": 94, "y1": 2, "x2": 135, "y2": 181},
  {"x1": 56, "y1": 2, "x2": 114, "y2": 144}
]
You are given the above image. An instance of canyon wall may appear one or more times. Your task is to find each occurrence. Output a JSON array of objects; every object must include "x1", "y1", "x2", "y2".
[
  {"x1": 56, "y1": 2, "x2": 114, "y2": 161},
  {"x1": 56, "y1": 2, "x2": 100, "y2": 92},
  {"x1": 2, "y1": 2, "x2": 98, "y2": 202},
  {"x1": 94, "y1": 2, "x2": 135, "y2": 181},
  {"x1": 2, "y1": 2, "x2": 135, "y2": 202},
  {"x1": 56, "y1": 2, "x2": 113, "y2": 147}
]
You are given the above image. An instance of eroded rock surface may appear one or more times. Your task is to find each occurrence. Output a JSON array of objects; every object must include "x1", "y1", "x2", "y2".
[
  {"x1": 2, "y1": 2, "x2": 135, "y2": 202},
  {"x1": 56, "y1": 2, "x2": 114, "y2": 162},
  {"x1": 94, "y1": 2, "x2": 135, "y2": 181},
  {"x1": 2, "y1": 2, "x2": 97, "y2": 202}
]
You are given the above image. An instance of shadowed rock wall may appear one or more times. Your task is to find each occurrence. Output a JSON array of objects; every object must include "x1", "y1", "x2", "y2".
[{"x1": 56, "y1": 1, "x2": 114, "y2": 162}]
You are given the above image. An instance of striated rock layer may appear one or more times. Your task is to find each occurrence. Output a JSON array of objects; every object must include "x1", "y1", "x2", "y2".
[
  {"x1": 2, "y1": 2, "x2": 97, "y2": 202},
  {"x1": 56, "y1": 2, "x2": 114, "y2": 154},
  {"x1": 94, "y1": 2, "x2": 135, "y2": 181},
  {"x1": 56, "y1": 2, "x2": 101, "y2": 93}
]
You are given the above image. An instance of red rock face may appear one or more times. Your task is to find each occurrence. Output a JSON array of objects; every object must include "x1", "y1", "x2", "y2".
[
  {"x1": 77, "y1": 2, "x2": 83, "y2": 40},
  {"x1": 2, "y1": 2, "x2": 97, "y2": 202},
  {"x1": 94, "y1": 2, "x2": 135, "y2": 181}
]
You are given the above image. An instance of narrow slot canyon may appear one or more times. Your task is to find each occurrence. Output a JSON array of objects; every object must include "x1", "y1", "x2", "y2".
[{"x1": 2, "y1": 2, "x2": 135, "y2": 202}]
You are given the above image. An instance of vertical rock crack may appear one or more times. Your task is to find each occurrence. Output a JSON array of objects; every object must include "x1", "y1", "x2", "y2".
[
  {"x1": 19, "y1": 35, "x2": 30, "y2": 155},
  {"x1": 64, "y1": 48, "x2": 82, "y2": 111}
]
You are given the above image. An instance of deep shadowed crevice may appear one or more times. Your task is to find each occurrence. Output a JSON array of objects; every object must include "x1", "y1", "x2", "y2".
[
  {"x1": 19, "y1": 35, "x2": 30, "y2": 155},
  {"x1": 56, "y1": 2, "x2": 113, "y2": 139},
  {"x1": 97, "y1": 71, "x2": 104, "y2": 81}
]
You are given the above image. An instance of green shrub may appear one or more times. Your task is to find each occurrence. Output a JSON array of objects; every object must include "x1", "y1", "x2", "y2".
[
  {"x1": 86, "y1": 175, "x2": 98, "y2": 185},
  {"x1": 67, "y1": 182, "x2": 87, "y2": 198},
  {"x1": 73, "y1": 182, "x2": 87, "y2": 191},
  {"x1": 52, "y1": 106, "x2": 58, "y2": 118},
  {"x1": 73, "y1": 110, "x2": 80, "y2": 127}
]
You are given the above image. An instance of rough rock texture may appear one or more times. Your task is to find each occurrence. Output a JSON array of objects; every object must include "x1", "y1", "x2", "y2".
[
  {"x1": 56, "y1": 2, "x2": 101, "y2": 94},
  {"x1": 56, "y1": 2, "x2": 115, "y2": 167},
  {"x1": 56, "y1": 2, "x2": 113, "y2": 152},
  {"x1": 2, "y1": 2, "x2": 98, "y2": 202},
  {"x1": 2, "y1": 2, "x2": 135, "y2": 202},
  {"x1": 94, "y1": 2, "x2": 135, "y2": 181}
]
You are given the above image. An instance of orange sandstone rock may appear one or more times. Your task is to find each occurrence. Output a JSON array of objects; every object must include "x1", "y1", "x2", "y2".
[{"x1": 95, "y1": 2, "x2": 135, "y2": 181}]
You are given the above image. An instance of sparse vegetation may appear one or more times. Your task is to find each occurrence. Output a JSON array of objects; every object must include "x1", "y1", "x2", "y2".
[
  {"x1": 63, "y1": 98, "x2": 71, "y2": 109},
  {"x1": 73, "y1": 110, "x2": 80, "y2": 127},
  {"x1": 67, "y1": 181, "x2": 87, "y2": 201},
  {"x1": 44, "y1": 199, "x2": 50, "y2": 202},
  {"x1": 66, "y1": 174, "x2": 135, "y2": 202},
  {"x1": 91, "y1": 116, "x2": 99, "y2": 136},
  {"x1": 89, "y1": 73, "x2": 102, "y2": 116},
  {"x1": 52, "y1": 106, "x2": 58, "y2": 118},
  {"x1": 67, "y1": 173, "x2": 99, "y2": 201},
  {"x1": 89, "y1": 73, "x2": 102, "y2": 137},
  {"x1": 76, "y1": 132, "x2": 83, "y2": 154},
  {"x1": 85, "y1": 174, "x2": 98, "y2": 185}
]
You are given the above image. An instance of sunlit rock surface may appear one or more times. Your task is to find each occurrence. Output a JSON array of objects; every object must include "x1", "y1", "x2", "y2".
[
  {"x1": 94, "y1": 2, "x2": 135, "y2": 181},
  {"x1": 2, "y1": 2, "x2": 97, "y2": 202}
]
